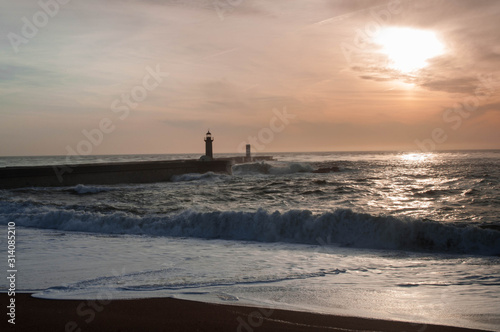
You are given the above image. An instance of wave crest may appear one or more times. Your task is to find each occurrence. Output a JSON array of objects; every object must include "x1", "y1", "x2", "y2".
[
  {"x1": 232, "y1": 162, "x2": 313, "y2": 175},
  {"x1": 1, "y1": 204, "x2": 499, "y2": 256},
  {"x1": 171, "y1": 172, "x2": 228, "y2": 182},
  {"x1": 72, "y1": 184, "x2": 116, "y2": 194}
]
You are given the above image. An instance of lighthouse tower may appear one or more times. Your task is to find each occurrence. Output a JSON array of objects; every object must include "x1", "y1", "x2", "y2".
[{"x1": 204, "y1": 130, "x2": 214, "y2": 160}]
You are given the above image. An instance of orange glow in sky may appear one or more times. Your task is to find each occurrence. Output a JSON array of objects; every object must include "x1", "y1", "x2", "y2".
[{"x1": 0, "y1": 1, "x2": 499, "y2": 155}]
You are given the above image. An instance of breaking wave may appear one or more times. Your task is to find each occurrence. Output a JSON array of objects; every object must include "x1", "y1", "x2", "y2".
[
  {"x1": 1, "y1": 203, "x2": 499, "y2": 256},
  {"x1": 71, "y1": 184, "x2": 116, "y2": 195},
  {"x1": 171, "y1": 172, "x2": 228, "y2": 182},
  {"x1": 232, "y1": 162, "x2": 313, "y2": 175}
]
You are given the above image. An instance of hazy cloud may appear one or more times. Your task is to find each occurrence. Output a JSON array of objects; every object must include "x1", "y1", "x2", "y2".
[{"x1": 0, "y1": 0, "x2": 498, "y2": 155}]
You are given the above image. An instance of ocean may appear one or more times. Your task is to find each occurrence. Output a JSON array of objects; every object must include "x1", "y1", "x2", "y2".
[{"x1": 1, "y1": 150, "x2": 499, "y2": 331}]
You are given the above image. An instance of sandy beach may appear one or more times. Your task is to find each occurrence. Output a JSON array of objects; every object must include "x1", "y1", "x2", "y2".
[{"x1": 1, "y1": 293, "x2": 489, "y2": 332}]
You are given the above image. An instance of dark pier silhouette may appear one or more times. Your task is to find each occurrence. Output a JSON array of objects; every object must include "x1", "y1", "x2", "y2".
[{"x1": 0, "y1": 131, "x2": 273, "y2": 189}]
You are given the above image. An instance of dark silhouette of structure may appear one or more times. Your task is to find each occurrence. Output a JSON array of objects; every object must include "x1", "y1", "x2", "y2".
[
  {"x1": 0, "y1": 130, "x2": 276, "y2": 189},
  {"x1": 0, "y1": 159, "x2": 232, "y2": 189},
  {"x1": 246, "y1": 144, "x2": 251, "y2": 157},
  {"x1": 204, "y1": 130, "x2": 214, "y2": 160}
]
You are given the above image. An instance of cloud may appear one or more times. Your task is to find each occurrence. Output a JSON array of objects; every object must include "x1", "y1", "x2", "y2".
[
  {"x1": 472, "y1": 101, "x2": 500, "y2": 116},
  {"x1": 1, "y1": 0, "x2": 499, "y2": 155},
  {"x1": 341, "y1": 0, "x2": 500, "y2": 95}
]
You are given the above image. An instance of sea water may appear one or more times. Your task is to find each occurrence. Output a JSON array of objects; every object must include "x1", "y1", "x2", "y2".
[{"x1": 1, "y1": 151, "x2": 499, "y2": 331}]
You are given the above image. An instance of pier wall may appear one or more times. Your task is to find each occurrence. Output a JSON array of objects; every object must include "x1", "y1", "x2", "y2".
[{"x1": 0, "y1": 160, "x2": 232, "y2": 189}]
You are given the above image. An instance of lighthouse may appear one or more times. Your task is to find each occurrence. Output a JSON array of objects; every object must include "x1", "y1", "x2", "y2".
[{"x1": 204, "y1": 130, "x2": 214, "y2": 160}]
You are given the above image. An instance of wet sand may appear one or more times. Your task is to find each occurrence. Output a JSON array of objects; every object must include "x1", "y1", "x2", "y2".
[{"x1": 1, "y1": 293, "x2": 489, "y2": 331}]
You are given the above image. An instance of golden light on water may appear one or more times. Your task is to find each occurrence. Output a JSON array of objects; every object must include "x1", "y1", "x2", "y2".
[
  {"x1": 400, "y1": 153, "x2": 434, "y2": 162},
  {"x1": 374, "y1": 27, "x2": 444, "y2": 73}
]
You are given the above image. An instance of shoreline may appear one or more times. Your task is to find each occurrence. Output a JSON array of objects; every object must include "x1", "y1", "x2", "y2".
[{"x1": 1, "y1": 293, "x2": 490, "y2": 332}]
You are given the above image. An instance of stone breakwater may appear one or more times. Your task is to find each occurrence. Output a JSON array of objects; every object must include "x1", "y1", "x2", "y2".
[{"x1": 0, "y1": 159, "x2": 233, "y2": 189}]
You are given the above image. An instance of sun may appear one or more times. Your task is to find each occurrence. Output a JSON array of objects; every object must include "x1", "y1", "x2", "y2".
[{"x1": 374, "y1": 27, "x2": 444, "y2": 73}]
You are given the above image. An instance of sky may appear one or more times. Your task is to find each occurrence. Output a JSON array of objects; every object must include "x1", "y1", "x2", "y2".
[{"x1": 1, "y1": 0, "x2": 499, "y2": 156}]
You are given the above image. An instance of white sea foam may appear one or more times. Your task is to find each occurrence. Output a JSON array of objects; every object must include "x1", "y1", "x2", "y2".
[
  {"x1": 171, "y1": 172, "x2": 228, "y2": 182},
  {"x1": 35, "y1": 267, "x2": 347, "y2": 299},
  {"x1": 232, "y1": 161, "x2": 313, "y2": 175},
  {"x1": 72, "y1": 184, "x2": 116, "y2": 194}
]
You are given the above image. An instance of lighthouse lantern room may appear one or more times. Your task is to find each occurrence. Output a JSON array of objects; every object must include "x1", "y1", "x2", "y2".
[{"x1": 204, "y1": 130, "x2": 214, "y2": 160}]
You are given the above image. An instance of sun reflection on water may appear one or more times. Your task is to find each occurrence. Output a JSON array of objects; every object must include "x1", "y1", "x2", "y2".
[
  {"x1": 361, "y1": 152, "x2": 458, "y2": 221},
  {"x1": 400, "y1": 153, "x2": 435, "y2": 162}
]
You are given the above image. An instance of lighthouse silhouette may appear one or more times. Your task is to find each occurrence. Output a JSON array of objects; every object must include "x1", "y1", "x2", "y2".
[{"x1": 204, "y1": 130, "x2": 214, "y2": 160}]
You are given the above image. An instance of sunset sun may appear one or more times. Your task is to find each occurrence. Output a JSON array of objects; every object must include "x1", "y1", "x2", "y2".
[{"x1": 374, "y1": 27, "x2": 444, "y2": 73}]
